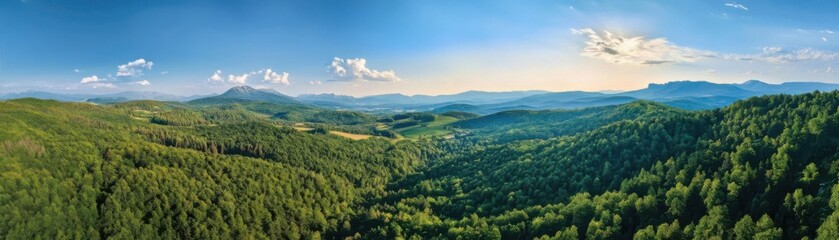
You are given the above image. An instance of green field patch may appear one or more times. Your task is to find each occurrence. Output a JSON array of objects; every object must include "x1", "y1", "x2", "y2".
[{"x1": 396, "y1": 115, "x2": 459, "y2": 138}]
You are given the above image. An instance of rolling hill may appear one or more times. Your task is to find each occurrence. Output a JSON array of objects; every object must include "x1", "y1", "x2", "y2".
[
  {"x1": 5, "y1": 80, "x2": 839, "y2": 114},
  {"x1": 3, "y1": 91, "x2": 839, "y2": 239}
]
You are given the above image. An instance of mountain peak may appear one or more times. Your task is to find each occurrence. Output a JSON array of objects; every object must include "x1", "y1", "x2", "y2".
[
  {"x1": 188, "y1": 85, "x2": 299, "y2": 104},
  {"x1": 741, "y1": 79, "x2": 769, "y2": 85},
  {"x1": 226, "y1": 85, "x2": 259, "y2": 94}
]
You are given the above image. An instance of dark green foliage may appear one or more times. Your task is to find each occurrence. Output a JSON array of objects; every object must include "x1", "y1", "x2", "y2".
[
  {"x1": 0, "y1": 99, "x2": 435, "y2": 239},
  {"x1": 454, "y1": 101, "x2": 684, "y2": 142},
  {"x1": 393, "y1": 120, "x2": 420, "y2": 129},
  {"x1": 432, "y1": 104, "x2": 481, "y2": 114},
  {"x1": 3, "y1": 91, "x2": 839, "y2": 239},
  {"x1": 309, "y1": 110, "x2": 375, "y2": 125},
  {"x1": 149, "y1": 109, "x2": 208, "y2": 126},
  {"x1": 440, "y1": 111, "x2": 480, "y2": 120},
  {"x1": 352, "y1": 91, "x2": 839, "y2": 239},
  {"x1": 393, "y1": 112, "x2": 436, "y2": 122},
  {"x1": 190, "y1": 98, "x2": 377, "y2": 126}
]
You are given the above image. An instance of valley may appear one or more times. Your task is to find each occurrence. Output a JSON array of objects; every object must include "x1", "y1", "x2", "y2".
[
  {"x1": 6, "y1": 1, "x2": 839, "y2": 239},
  {"x1": 2, "y1": 86, "x2": 839, "y2": 239}
]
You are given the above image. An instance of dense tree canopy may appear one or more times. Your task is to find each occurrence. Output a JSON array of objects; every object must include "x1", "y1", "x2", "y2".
[
  {"x1": 354, "y1": 92, "x2": 839, "y2": 239},
  {"x1": 2, "y1": 91, "x2": 839, "y2": 239}
]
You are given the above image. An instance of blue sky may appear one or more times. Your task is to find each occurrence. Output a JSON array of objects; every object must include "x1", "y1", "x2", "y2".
[{"x1": 1, "y1": 0, "x2": 838, "y2": 96}]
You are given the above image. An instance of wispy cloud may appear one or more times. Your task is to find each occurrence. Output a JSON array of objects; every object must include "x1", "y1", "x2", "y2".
[
  {"x1": 724, "y1": 2, "x2": 749, "y2": 11},
  {"x1": 570, "y1": 28, "x2": 715, "y2": 65},
  {"x1": 572, "y1": 28, "x2": 838, "y2": 65},
  {"x1": 329, "y1": 57, "x2": 401, "y2": 82},
  {"x1": 91, "y1": 83, "x2": 117, "y2": 89},
  {"x1": 132, "y1": 80, "x2": 151, "y2": 86},
  {"x1": 726, "y1": 47, "x2": 838, "y2": 63}
]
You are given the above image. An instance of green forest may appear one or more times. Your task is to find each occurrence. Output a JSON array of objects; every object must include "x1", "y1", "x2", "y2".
[{"x1": 2, "y1": 91, "x2": 839, "y2": 239}]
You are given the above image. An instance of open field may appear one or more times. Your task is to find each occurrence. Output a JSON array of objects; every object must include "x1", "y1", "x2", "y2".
[{"x1": 395, "y1": 115, "x2": 459, "y2": 138}]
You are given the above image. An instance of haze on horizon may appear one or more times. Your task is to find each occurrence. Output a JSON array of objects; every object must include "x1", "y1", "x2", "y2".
[{"x1": 1, "y1": 0, "x2": 838, "y2": 97}]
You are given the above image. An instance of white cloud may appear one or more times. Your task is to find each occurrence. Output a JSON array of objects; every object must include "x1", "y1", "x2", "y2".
[
  {"x1": 74, "y1": 69, "x2": 82, "y2": 73},
  {"x1": 208, "y1": 68, "x2": 289, "y2": 85},
  {"x1": 207, "y1": 70, "x2": 224, "y2": 83},
  {"x1": 80, "y1": 75, "x2": 101, "y2": 84},
  {"x1": 263, "y1": 69, "x2": 290, "y2": 85},
  {"x1": 116, "y1": 58, "x2": 154, "y2": 77},
  {"x1": 724, "y1": 2, "x2": 748, "y2": 11},
  {"x1": 570, "y1": 28, "x2": 715, "y2": 65},
  {"x1": 823, "y1": 37, "x2": 829, "y2": 42},
  {"x1": 756, "y1": 47, "x2": 837, "y2": 63},
  {"x1": 821, "y1": 29, "x2": 834, "y2": 34},
  {"x1": 762, "y1": 47, "x2": 783, "y2": 54},
  {"x1": 161, "y1": 71, "x2": 169, "y2": 75},
  {"x1": 572, "y1": 28, "x2": 838, "y2": 65},
  {"x1": 309, "y1": 80, "x2": 322, "y2": 85},
  {"x1": 227, "y1": 73, "x2": 250, "y2": 84},
  {"x1": 132, "y1": 80, "x2": 151, "y2": 86},
  {"x1": 90, "y1": 83, "x2": 117, "y2": 89},
  {"x1": 726, "y1": 48, "x2": 837, "y2": 63},
  {"x1": 329, "y1": 57, "x2": 402, "y2": 82}
]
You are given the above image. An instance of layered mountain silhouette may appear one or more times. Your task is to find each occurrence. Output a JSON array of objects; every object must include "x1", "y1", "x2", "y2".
[
  {"x1": 0, "y1": 90, "x2": 211, "y2": 102},
  {"x1": 4, "y1": 80, "x2": 839, "y2": 112},
  {"x1": 422, "y1": 80, "x2": 839, "y2": 113}
]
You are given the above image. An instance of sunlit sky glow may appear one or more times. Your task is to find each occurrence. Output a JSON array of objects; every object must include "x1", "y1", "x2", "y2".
[{"x1": 1, "y1": 0, "x2": 838, "y2": 96}]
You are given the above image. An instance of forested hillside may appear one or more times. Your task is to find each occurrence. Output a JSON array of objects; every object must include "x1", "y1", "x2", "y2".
[
  {"x1": 353, "y1": 91, "x2": 839, "y2": 239},
  {"x1": 0, "y1": 99, "x2": 435, "y2": 239},
  {"x1": 2, "y1": 91, "x2": 839, "y2": 239}
]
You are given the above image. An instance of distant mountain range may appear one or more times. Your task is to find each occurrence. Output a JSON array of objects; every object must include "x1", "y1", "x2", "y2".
[
  {"x1": 309, "y1": 80, "x2": 839, "y2": 113},
  {"x1": 0, "y1": 90, "x2": 213, "y2": 103},
  {"x1": 4, "y1": 80, "x2": 839, "y2": 113},
  {"x1": 423, "y1": 80, "x2": 839, "y2": 113},
  {"x1": 297, "y1": 90, "x2": 550, "y2": 108}
]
